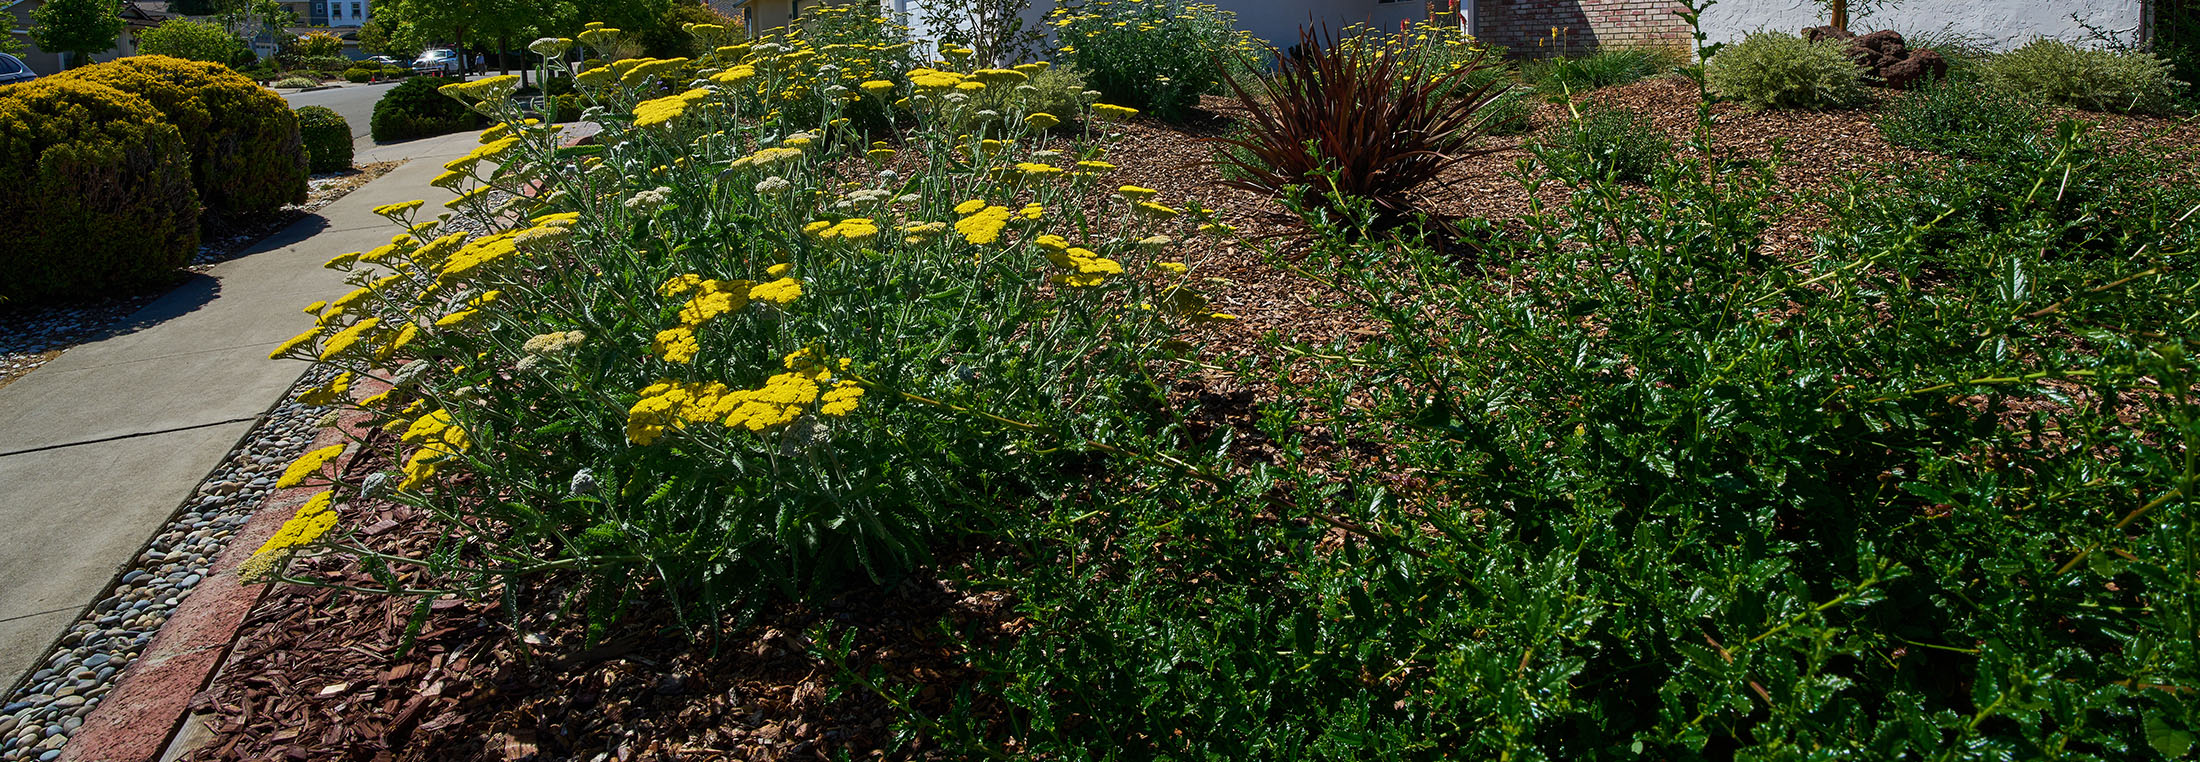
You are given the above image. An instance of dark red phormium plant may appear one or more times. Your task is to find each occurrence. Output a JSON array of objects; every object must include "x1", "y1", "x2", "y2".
[{"x1": 1209, "y1": 25, "x2": 1504, "y2": 223}]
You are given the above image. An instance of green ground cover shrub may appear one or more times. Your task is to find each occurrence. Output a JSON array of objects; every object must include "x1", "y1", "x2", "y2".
[
  {"x1": 1878, "y1": 75, "x2": 2044, "y2": 157},
  {"x1": 370, "y1": 76, "x2": 482, "y2": 142},
  {"x1": 1538, "y1": 106, "x2": 1670, "y2": 183},
  {"x1": 0, "y1": 79, "x2": 198, "y2": 301},
  {"x1": 1049, "y1": 0, "x2": 1258, "y2": 121},
  {"x1": 1706, "y1": 30, "x2": 1868, "y2": 110},
  {"x1": 908, "y1": 69, "x2": 2200, "y2": 762},
  {"x1": 1521, "y1": 46, "x2": 1676, "y2": 93},
  {"x1": 60, "y1": 55, "x2": 307, "y2": 218},
  {"x1": 295, "y1": 105, "x2": 351, "y2": 172},
  {"x1": 270, "y1": 75, "x2": 319, "y2": 88},
  {"x1": 1982, "y1": 38, "x2": 2185, "y2": 115}
]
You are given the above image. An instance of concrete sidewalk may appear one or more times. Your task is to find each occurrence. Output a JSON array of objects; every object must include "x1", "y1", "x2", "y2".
[{"x1": 0, "y1": 130, "x2": 479, "y2": 691}]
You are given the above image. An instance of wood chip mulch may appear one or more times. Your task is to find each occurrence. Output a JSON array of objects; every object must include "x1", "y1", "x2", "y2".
[{"x1": 175, "y1": 83, "x2": 2200, "y2": 761}]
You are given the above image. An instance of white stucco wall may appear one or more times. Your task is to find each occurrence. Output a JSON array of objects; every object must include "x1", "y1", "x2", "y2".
[{"x1": 1698, "y1": 0, "x2": 2146, "y2": 51}]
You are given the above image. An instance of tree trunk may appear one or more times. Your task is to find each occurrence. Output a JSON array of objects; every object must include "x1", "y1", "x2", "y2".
[{"x1": 1831, "y1": 0, "x2": 1848, "y2": 32}]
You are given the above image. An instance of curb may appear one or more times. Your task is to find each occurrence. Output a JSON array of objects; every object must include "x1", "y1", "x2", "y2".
[
  {"x1": 298, "y1": 84, "x2": 341, "y2": 93},
  {"x1": 56, "y1": 378, "x2": 388, "y2": 762}
]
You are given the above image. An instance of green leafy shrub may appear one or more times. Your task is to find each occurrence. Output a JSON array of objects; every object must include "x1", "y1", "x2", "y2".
[
  {"x1": 370, "y1": 76, "x2": 482, "y2": 142},
  {"x1": 61, "y1": 56, "x2": 308, "y2": 218},
  {"x1": 134, "y1": 18, "x2": 246, "y2": 64},
  {"x1": 1878, "y1": 75, "x2": 2043, "y2": 157},
  {"x1": 1981, "y1": 38, "x2": 2184, "y2": 115},
  {"x1": 1050, "y1": 0, "x2": 1259, "y2": 122},
  {"x1": 1706, "y1": 31, "x2": 1868, "y2": 110},
  {"x1": 1538, "y1": 107, "x2": 1670, "y2": 183},
  {"x1": 0, "y1": 79, "x2": 198, "y2": 301},
  {"x1": 342, "y1": 67, "x2": 375, "y2": 83},
  {"x1": 1522, "y1": 47, "x2": 1675, "y2": 93},
  {"x1": 283, "y1": 54, "x2": 353, "y2": 74},
  {"x1": 295, "y1": 105, "x2": 351, "y2": 173}
]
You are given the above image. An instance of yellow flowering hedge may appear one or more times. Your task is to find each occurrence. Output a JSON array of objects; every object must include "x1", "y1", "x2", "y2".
[{"x1": 255, "y1": 17, "x2": 1242, "y2": 622}]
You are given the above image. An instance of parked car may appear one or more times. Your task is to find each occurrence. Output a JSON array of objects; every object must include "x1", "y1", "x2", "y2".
[
  {"x1": 412, "y1": 49, "x2": 462, "y2": 77},
  {"x1": 366, "y1": 55, "x2": 405, "y2": 68},
  {"x1": 0, "y1": 53, "x2": 36, "y2": 86}
]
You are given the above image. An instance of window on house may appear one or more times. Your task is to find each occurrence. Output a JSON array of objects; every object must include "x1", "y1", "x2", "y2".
[{"x1": 351, "y1": 2, "x2": 361, "y2": 18}]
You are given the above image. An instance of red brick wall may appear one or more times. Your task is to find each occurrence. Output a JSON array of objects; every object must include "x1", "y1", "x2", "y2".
[{"x1": 1472, "y1": 0, "x2": 1693, "y2": 57}]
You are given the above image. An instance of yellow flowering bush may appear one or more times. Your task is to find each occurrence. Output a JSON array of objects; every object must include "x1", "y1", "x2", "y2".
[
  {"x1": 259, "y1": 15, "x2": 1240, "y2": 623},
  {"x1": 1048, "y1": 0, "x2": 1260, "y2": 121}
]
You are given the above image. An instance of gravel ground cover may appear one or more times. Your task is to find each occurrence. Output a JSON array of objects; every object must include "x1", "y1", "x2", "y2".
[
  {"x1": 0, "y1": 367, "x2": 337, "y2": 762},
  {"x1": 159, "y1": 80, "x2": 2200, "y2": 761},
  {"x1": 0, "y1": 163, "x2": 398, "y2": 393}
]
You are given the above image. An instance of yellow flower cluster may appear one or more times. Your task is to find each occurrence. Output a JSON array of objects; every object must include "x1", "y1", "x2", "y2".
[
  {"x1": 296, "y1": 372, "x2": 353, "y2": 407},
  {"x1": 399, "y1": 409, "x2": 469, "y2": 489},
  {"x1": 625, "y1": 349, "x2": 865, "y2": 445},
  {"x1": 634, "y1": 88, "x2": 711, "y2": 128},
  {"x1": 240, "y1": 489, "x2": 338, "y2": 582},
  {"x1": 1035, "y1": 235, "x2": 1125, "y2": 287},
  {"x1": 276, "y1": 443, "x2": 347, "y2": 489},
  {"x1": 955, "y1": 203, "x2": 1013, "y2": 245}
]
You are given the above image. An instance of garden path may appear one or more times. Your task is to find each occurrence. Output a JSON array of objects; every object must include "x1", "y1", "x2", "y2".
[{"x1": 0, "y1": 130, "x2": 481, "y2": 694}]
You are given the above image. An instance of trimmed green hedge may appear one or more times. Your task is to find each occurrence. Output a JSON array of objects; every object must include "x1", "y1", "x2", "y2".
[
  {"x1": 0, "y1": 79, "x2": 199, "y2": 302},
  {"x1": 296, "y1": 105, "x2": 353, "y2": 173},
  {"x1": 371, "y1": 76, "x2": 483, "y2": 142},
  {"x1": 59, "y1": 55, "x2": 307, "y2": 218}
]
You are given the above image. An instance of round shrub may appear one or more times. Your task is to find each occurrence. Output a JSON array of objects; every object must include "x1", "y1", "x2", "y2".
[
  {"x1": 341, "y1": 67, "x2": 375, "y2": 83},
  {"x1": 0, "y1": 79, "x2": 198, "y2": 302},
  {"x1": 1981, "y1": 38, "x2": 2185, "y2": 115},
  {"x1": 371, "y1": 76, "x2": 483, "y2": 142},
  {"x1": 295, "y1": 105, "x2": 352, "y2": 173},
  {"x1": 1706, "y1": 31, "x2": 1869, "y2": 110},
  {"x1": 60, "y1": 56, "x2": 308, "y2": 218},
  {"x1": 134, "y1": 18, "x2": 247, "y2": 64}
]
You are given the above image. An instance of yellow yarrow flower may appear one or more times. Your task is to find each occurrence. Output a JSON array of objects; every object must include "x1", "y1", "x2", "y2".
[
  {"x1": 296, "y1": 372, "x2": 353, "y2": 407},
  {"x1": 275, "y1": 443, "x2": 346, "y2": 488},
  {"x1": 954, "y1": 205, "x2": 1012, "y2": 245},
  {"x1": 239, "y1": 490, "x2": 339, "y2": 582},
  {"x1": 748, "y1": 277, "x2": 803, "y2": 305},
  {"x1": 319, "y1": 317, "x2": 381, "y2": 360},
  {"x1": 653, "y1": 325, "x2": 700, "y2": 363}
]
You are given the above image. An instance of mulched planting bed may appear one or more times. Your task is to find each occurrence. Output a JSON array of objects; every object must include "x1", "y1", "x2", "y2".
[{"x1": 174, "y1": 80, "x2": 2200, "y2": 760}]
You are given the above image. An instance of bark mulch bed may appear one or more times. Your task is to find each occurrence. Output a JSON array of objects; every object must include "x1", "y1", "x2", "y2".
[{"x1": 175, "y1": 82, "x2": 2200, "y2": 760}]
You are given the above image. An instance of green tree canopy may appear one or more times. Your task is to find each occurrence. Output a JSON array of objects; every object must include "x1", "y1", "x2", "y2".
[
  {"x1": 30, "y1": 0, "x2": 126, "y2": 67},
  {"x1": 135, "y1": 17, "x2": 247, "y2": 63}
]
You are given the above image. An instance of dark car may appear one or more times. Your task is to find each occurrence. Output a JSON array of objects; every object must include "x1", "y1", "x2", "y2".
[{"x1": 0, "y1": 53, "x2": 35, "y2": 86}]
